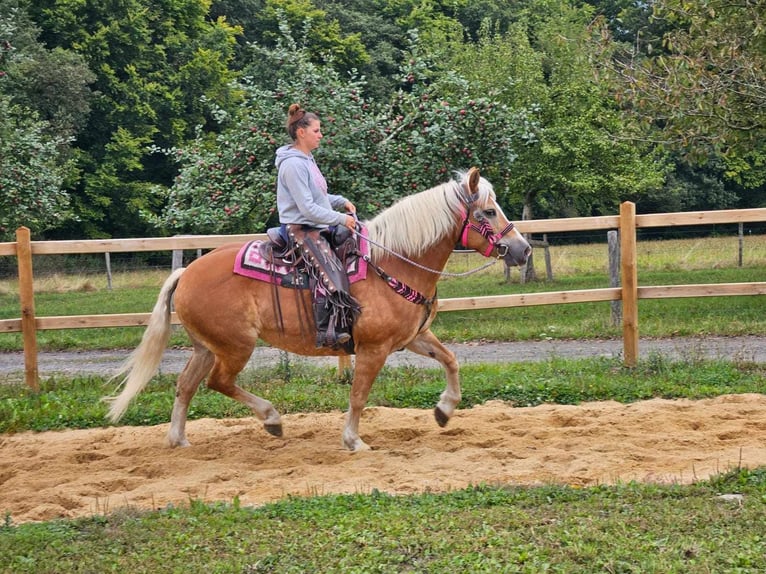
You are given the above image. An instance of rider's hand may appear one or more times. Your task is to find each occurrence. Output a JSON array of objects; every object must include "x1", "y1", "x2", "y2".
[
  {"x1": 344, "y1": 201, "x2": 356, "y2": 214},
  {"x1": 345, "y1": 214, "x2": 356, "y2": 229}
]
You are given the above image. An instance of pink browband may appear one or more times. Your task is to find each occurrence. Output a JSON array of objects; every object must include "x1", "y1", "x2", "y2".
[{"x1": 459, "y1": 206, "x2": 515, "y2": 257}]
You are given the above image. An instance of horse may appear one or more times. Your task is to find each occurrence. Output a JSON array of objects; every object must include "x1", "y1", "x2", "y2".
[{"x1": 105, "y1": 168, "x2": 531, "y2": 451}]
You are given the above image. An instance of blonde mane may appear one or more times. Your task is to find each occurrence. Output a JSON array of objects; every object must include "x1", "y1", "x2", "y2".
[{"x1": 365, "y1": 172, "x2": 496, "y2": 261}]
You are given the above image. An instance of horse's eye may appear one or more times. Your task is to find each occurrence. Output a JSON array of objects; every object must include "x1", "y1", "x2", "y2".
[{"x1": 483, "y1": 209, "x2": 496, "y2": 218}]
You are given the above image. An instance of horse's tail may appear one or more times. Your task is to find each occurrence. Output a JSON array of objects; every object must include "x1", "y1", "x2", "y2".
[{"x1": 104, "y1": 267, "x2": 186, "y2": 423}]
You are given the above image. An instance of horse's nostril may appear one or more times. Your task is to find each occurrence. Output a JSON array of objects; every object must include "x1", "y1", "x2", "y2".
[{"x1": 525, "y1": 246, "x2": 532, "y2": 258}]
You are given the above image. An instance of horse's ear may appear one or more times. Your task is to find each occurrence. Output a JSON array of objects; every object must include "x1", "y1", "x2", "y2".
[{"x1": 467, "y1": 167, "x2": 480, "y2": 194}]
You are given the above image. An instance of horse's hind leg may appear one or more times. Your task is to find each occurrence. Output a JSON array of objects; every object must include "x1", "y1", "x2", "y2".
[
  {"x1": 166, "y1": 342, "x2": 215, "y2": 447},
  {"x1": 405, "y1": 329, "x2": 461, "y2": 427},
  {"x1": 206, "y1": 353, "x2": 283, "y2": 437}
]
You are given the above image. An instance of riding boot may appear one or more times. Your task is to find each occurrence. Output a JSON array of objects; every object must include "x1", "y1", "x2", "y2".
[
  {"x1": 288, "y1": 225, "x2": 359, "y2": 350},
  {"x1": 314, "y1": 293, "x2": 352, "y2": 349}
]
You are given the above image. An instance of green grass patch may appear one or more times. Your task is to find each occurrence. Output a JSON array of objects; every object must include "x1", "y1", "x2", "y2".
[
  {"x1": 2, "y1": 468, "x2": 766, "y2": 573},
  {"x1": 1, "y1": 236, "x2": 765, "y2": 350},
  {"x1": 1, "y1": 357, "x2": 764, "y2": 434},
  {"x1": 0, "y1": 266, "x2": 764, "y2": 350}
]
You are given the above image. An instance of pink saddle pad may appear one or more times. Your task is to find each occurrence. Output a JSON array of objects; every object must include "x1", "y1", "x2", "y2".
[{"x1": 233, "y1": 227, "x2": 369, "y2": 286}]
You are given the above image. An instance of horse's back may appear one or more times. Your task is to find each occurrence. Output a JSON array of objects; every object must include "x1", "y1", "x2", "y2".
[{"x1": 173, "y1": 243, "x2": 263, "y2": 352}]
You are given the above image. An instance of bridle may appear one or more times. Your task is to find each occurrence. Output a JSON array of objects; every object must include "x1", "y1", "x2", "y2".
[
  {"x1": 458, "y1": 194, "x2": 515, "y2": 258},
  {"x1": 350, "y1": 182, "x2": 518, "y2": 324}
]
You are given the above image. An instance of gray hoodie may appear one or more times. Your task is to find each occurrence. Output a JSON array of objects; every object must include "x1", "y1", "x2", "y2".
[{"x1": 275, "y1": 145, "x2": 348, "y2": 228}]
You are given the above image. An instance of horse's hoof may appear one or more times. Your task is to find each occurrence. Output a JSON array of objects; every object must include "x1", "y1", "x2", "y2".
[
  {"x1": 434, "y1": 406, "x2": 450, "y2": 428},
  {"x1": 343, "y1": 436, "x2": 371, "y2": 452},
  {"x1": 166, "y1": 436, "x2": 191, "y2": 448},
  {"x1": 264, "y1": 423, "x2": 283, "y2": 437},
  {"x1": 349, "y1": 441, "x2": 372, "y2": 453}
]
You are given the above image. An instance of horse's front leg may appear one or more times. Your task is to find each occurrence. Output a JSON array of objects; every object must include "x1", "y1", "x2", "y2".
[
  {"x1": 405, "y1": 329, "x2": 460, "y2": 427},
  {"x1": 343, "y1": 347, "x2": 388, "y2": 452}
]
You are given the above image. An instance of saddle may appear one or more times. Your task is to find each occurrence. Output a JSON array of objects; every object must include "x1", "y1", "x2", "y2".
[{"x1": 259, "y1": 225, "x2": 356, "y2": 268}]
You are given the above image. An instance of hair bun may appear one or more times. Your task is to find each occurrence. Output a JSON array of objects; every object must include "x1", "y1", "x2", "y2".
[{"x1": 288, "y1": 103, "x2": 303, "y2": 119}]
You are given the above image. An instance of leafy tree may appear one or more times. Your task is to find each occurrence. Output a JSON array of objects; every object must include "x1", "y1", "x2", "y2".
[
  {"x1": 151, "y1": 31, "x2": 378, "y2": 234},
  {"x1": 316, "y1": 0, "x2": 410, "y2": 99},
  {"x1": 0, "y1": 0, "x2": 95, "y2": 140},
  {"x1": 0, "y1": 96, "x2": 75, "y2": 240},
  {"x1": 380, "y1": 0, "x2": 466, "y2": 51},
  {"x1": 454, "y1": 0, "x2": 518, "y2": 40},
  {"x1": 0, "y1": 0, "x2": 82, "y2": 239},
  {"x1": 602, "y1": 0, "x2": 766, "y2": 188},
  {"x1": 251, "y1": 0, "x2": 369, "y2": 74},
  {"x1": 376, "y1": 32, "x2": 538, "y2": 205},
  {"x1": 27, "y1": 0, "x2": 242, "y2": 238},
  {"x1": 632, "y1": 159, "x2": 738, "y2": 215},
  {"x1": 153, "y1": 26, "x2": 535, "y2": 235},
  {"x1": 449, "y1": 1, "x2": 668, "y2": 280},
  {"x1": 451, "y1": 2, "x2": 666, "y2": 223}
]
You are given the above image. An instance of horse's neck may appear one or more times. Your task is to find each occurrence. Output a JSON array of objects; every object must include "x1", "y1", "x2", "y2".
[{"x1": 381, "y1": 234, "x2": 456, "y2": 294}]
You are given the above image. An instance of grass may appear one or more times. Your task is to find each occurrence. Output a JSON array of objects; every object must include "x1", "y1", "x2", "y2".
[
  {"x1": 2, "y1": 469, "x2": 766, "y2": 573},
  {"x1": 0, "y1": 235, "x2": 765, "y2": 350},
  {"x1": 1, "y1": 357, "x2": 766, "y2": 571},
  {"x1": 2, "y1": 356, "x2": 765, "y2": 433}
]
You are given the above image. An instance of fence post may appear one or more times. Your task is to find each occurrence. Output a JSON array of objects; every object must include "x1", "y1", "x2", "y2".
[
  {"x1": 619, "y1": 202, "x2": 638, "y2": 367},
  {"x1": 105, "y1": 252, "x2": 113, "y2": 290},
  {"x1": 542, "y1": 234, "x2": 553, "y2": 281},
  {"x1": 16, "y1": 227, "x2": 39, "y2": 390},
  {"x1": 608, "y1": 230, "x2": 621, "y2": 327},
  {"x1": 172, "y1": 248, "x2": 184, "y2": 270},
  {"x1": 738, "y1": 222, "x2": 744, "y2": 268}
]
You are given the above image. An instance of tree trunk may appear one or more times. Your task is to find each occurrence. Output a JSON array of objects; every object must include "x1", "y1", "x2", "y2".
[{"x1": 521, "y1": 194, "x2": 537, "y2": 283}]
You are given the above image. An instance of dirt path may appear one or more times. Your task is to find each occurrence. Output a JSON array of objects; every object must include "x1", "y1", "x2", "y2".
[{"x1": 3, "y1": 394, "x2": 766, "y2": 524}]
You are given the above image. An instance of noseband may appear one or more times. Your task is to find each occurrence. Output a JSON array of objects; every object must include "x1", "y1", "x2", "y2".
[{"x1": 458, "y1": 196, "x2": 515, "y2": 258}]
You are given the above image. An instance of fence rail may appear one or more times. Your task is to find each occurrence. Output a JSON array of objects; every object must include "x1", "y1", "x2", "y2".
[{"x1": 2, "y1": 202, "x2": 765, "y2": 389}]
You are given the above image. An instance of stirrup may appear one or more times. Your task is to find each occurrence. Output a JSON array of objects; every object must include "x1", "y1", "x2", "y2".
[{"x1": 317, "y1": 330, "x2": 351, "y2": 349}]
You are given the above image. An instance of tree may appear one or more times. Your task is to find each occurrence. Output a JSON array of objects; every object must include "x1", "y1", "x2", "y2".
[
  {"x1": 451, "y1": 3, "x2": 666, "y2": 221},
  {"x1": 0, "y1": 1, "x2": 81, "y2": 239},
  {"x1": 27, "y1": 0, "x2": 242, "y2": 238},
  {"x1": 151, "y1": 31, "x2": 379, "y2": 234},
  {"x1": 0, "y1": 0, "x2": 95, "y2": 140},
  {"x1": 315, "y1": 0, "x2": 411, "y2": 99},
  {"x1": 153, "y1": 25, "x2": 535, "y2": 235},
  {"x1": 603, "y1": 0, "x2": 766, "y2": 187},
  {"x1": 0, "y1": 96, "x2": 75, "y2": 240},
  {"x1": 376, "y1": 31, "x2": 537, "y2": 205},
  {"x1": 251, "y1": 0, "x2": 369, "y2": 74},
  {"x1": 450, "y1": 1, "x2": 667, "y2": 280}
]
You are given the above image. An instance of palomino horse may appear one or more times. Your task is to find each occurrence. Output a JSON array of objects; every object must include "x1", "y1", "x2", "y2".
[{"x1": 105, "y1": 168, "x2": 531, "y2": 451}]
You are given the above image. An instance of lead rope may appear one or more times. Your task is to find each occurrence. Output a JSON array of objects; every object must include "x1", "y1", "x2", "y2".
[{"x1": 351, "y1": 228, "x2": 499, "y2": 278}]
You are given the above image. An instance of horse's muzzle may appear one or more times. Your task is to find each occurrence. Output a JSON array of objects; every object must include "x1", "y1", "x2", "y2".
[{"x1": 502, "y1": 243, "x2": 532, "y2": 267}]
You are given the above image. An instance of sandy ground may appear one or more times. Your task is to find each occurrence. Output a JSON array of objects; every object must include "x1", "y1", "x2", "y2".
[{"x1": 3, "y1": 393, "x2": 766, "y2": 524}]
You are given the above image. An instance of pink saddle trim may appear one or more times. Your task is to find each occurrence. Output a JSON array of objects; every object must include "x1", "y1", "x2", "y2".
[{"x1": 233, "y1": 226, "x2": 369, "y2": 285}]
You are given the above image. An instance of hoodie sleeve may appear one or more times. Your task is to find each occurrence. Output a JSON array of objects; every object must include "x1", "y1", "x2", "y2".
[{"x1": 327, "y1": 193, "x2": 349, "y2": 210}]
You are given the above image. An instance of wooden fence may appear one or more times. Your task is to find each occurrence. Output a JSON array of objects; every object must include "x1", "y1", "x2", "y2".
[{"x1": 2, "y1": 201, "x2": 765, "y2": 390}]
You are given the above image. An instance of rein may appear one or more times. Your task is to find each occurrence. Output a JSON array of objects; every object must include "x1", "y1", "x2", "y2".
[{"x1": 353, "y1": 229, "x2": 499, "y2": 278}]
